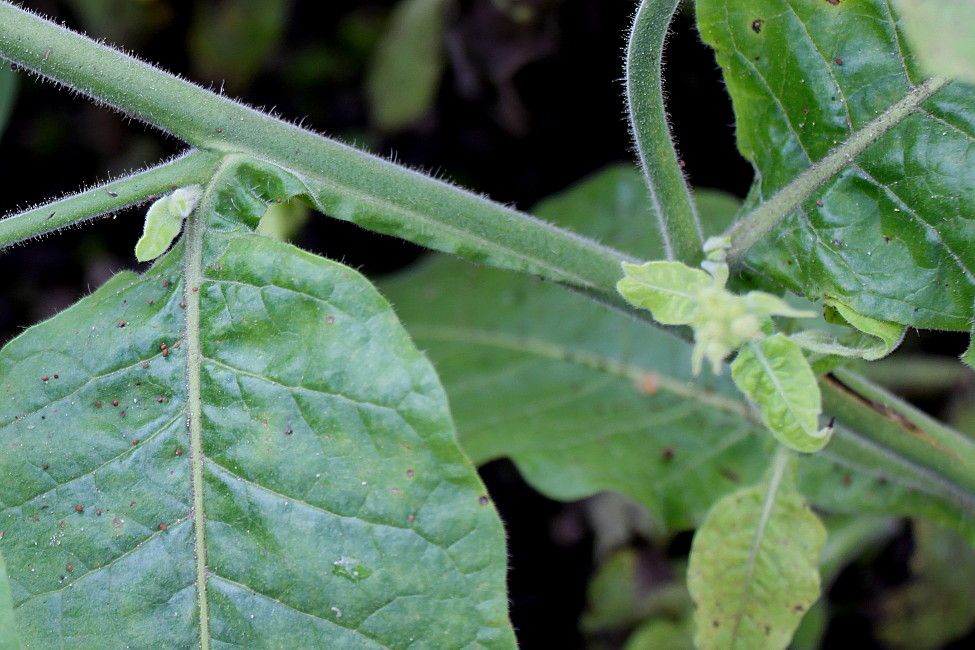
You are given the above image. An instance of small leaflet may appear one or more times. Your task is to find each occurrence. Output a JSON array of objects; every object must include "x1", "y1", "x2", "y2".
[
  {"x1": 135, "y1": 185, "x2": 201, "y2": 262},
  {"x1": 792, "y1": 297, "x2": 906, "y2": 362},
  {"x1": 617, "y1": 260, "x2": 814, "y2": 375},
  {"x1": 731, "y1": 335, "x2": 832, "y2": 453}
]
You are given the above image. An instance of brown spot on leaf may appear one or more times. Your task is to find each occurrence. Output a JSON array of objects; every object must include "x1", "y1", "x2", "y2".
[
  {"x1": 636, "y1": 372, "x2": 660, "y2": 395},
  {"x1": 751, "y1": 19, "x2": 765, "y2": 33}
]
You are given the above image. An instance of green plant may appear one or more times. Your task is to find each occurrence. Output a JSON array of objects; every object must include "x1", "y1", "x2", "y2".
[{"x1": 1, "y1": 0, "x2": 975, "y2": 648}]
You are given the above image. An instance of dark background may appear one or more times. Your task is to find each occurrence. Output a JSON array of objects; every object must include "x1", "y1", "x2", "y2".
[{"x1": 2, "y1": 1, "x2": 968, "y2": 648}]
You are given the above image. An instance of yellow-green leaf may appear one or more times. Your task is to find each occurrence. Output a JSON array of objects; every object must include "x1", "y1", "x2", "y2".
[
  {"x1": 617, "y1": 261, "x2": 711, "y2": 325},
  {"x1": 731, "y1": 335, "x2": 831, "y2": 453},
  {"x1": 134, "y1": 186, "x2": 200, "y2": 262},
  {"x1": 688, "y1": 463, "x2": 826, "y2": 650}
]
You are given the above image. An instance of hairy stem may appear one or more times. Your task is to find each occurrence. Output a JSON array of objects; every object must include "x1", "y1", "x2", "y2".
[
  {"x1": 821, "y1": 367, "x2": 975, "y2": 505},
  {"x1": 725, "y1": 76, "x2": 949, "y2": 263},
  {"x1": 0, "y1": 1, "x2": 636, "y2": 309},
  {"x1": 0, "y1": 150, "x2": 220, "y2": 250},
  {"x1": 626, "y1": 0, "x2": 702, "y2": 264}
]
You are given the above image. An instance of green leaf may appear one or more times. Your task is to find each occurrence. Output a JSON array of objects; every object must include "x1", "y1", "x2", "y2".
[
  {"x1": 367, "y1": 0, "x2": 448, "y2": 131},
  {"x1": 697, "y1": 0, "x2": 975, "y2": 331},
  {"x1": 687, "y1": 455, "x2": 826, "y2": 650},
  {"x1": 895, "y1": 0, "x2": 975, "y2": 85},
  {"x1": 1, "y1": 162, "x2": 514, "y2": 646},
  {"x1": 385, "y1": 166, "x2": 773, "y2": 531},
  {"x1": 133, "y1": 186, "x2": 200, "y2": 263},
  {"x1": 617, "y1": 261, "x2": 712, "y2": 325},
  {"x1": 0, "y1": 549, "x2": 19, "y2": 650},
  {"x1": 385, "y1": 165, "x2": 975, "y2": 541},
  {"x1": 731, "y1": 335, "x2": 832, "y2": 453}
]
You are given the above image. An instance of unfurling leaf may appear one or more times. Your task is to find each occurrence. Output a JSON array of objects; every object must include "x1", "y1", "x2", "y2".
[
  {"x1": 687, "y1": 464, "x2": 826, "y2": 650},
  {"x1": 731, "y1": 335, "x2": 832, "y2": 453},
  {"x1": 134, "y1": 185, "x2": 201, "y2": 262},
  {"x1": 618, "y1": 261, "x2": 814, "y2": 375},
  {"x1": 618, "y1": 261, "x2": 712, "y2": 325},
  {"x1": 792, "y1": 297, "x2": 906, "y2": 369}
]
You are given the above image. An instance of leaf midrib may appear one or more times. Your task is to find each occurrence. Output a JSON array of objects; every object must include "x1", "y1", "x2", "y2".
[{"x1": 183, "y1": 183, "x2": 210, "y2": 649}]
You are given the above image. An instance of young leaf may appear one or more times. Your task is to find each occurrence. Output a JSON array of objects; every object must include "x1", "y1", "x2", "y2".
[
  {"x1": 697, "y1": 0, "x2": 975, "y2": 332},
  {"x1": 687, "y1": 455, "x2": 826, "y2": 650},
  {"x1": 617, "y1": 261, "x2": 712, "y2": 325},
  {"x1": 134, "y1": 185, "x2": 200, "y2": 262},
  {"x1": 0, "y1": 165, "x2": 514, "y2": 646},
  {"x1": 619, "y1": 260, "x2": 816, "y2": 376},
  {"x1": 731, "y1": 335, "x2": 832, "y2": 453},
  {"x1": 0, "y1": 550, "x2": 19, "y2": 650},
  {"x1": 792, "y1": 297, "x2": 906, "y2": 362}
]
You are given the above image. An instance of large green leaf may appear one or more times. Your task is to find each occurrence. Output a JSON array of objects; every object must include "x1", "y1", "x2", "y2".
[
  {"x1": 384, "y1": 166, "x2": 773, "y2": 531},
  {"x1": 697, "y1": 0, "x2": 975, "y2": 331},
  {"x1": 383, "y1": 165, "x2": 975, "y2": 540},
  {"x1": 0, "y1": 161, "x2": 513, "y2": 647}
]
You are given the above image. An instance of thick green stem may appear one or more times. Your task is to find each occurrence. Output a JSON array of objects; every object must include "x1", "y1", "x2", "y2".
[
  {"x1": 626, "y1": 0, "x2": 702, "y2": 264},
  {"x1": 0, "y1": 150, "x2": 220, "y2": 250},
  {"x1": 821, "y1": 368, "x2": 975, "y2": 507},
  {"x1": 725, "y1": 76, "x2": 949, "y2": 264},
  {"x1": 0, "y1": 1, "x2": 634, "y2": 307}
]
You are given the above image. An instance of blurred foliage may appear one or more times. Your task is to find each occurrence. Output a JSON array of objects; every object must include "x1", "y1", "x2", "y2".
[
  {"x1": 878, "y1": 521, "x2": 975, "y2": 649},
  {"x1": 188, "y1": 0, "x2": 292, "y2": 93},
  {"x1": 367, "y1": 0, "x2": 448, "y2": 130}
]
